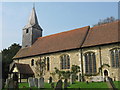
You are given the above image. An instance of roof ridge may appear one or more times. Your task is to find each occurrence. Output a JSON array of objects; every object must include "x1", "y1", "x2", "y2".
[
  {"x1": 37, "y1": 26, "x2": 89, "y2": 39},
  {"x1": 80, "y1": 26, "x2": 90, "y2": 48},
  {"x1": 91, "y1": 20, "x2": 119, "y2": 29}
]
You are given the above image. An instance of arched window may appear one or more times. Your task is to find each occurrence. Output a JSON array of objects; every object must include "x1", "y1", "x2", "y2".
[
  {"x1": 31, "y1": 59, "x2": 34, "y2": 66},
  {"x1": 84, "y1": 52, "x2": 96, "y2": 74},
  {"x1": 110, "y1": 48, "x2": 120, "y2": 68},
  {"x1": 60, "y1": 54, "x2": 70, "y2": 69},
  {"x1": 47, "y1": 57, "x2": 50, "y2": 71}
]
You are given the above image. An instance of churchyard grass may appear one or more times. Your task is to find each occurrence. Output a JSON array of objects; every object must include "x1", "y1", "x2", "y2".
[
  {"x1": 68, "y1": 81, "x2": 108, "y2": 88},
  {"x1": 19, "y1": 83, "x2": 29, "y2": 88},
  {"x1": 113, "y1": 81, "x2": 120, "y2": 89},
  {"x1": 19, "y1": 82, "x2": 51, "y2": 88},
  {"x1": 18, "y1": 81, "x2": 120, "y2": 89}
]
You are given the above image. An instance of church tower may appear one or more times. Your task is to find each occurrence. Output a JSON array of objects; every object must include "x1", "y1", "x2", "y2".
[{"x1": 22, "y1": 7, "x2": 42, "y2": 48}]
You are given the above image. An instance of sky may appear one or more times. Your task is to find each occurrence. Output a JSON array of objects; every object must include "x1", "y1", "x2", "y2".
[{"x1": 1, "y1": 2, "x2": 119, "y2": 50}]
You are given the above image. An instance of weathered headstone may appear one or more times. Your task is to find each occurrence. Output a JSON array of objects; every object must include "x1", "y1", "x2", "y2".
[
  {"x1": 78, "y1": 73, "x2": 82, "y2": 82},
  {"x1": 38, "y1": 77, "x2": 44, "y2": 88},
  {"x1": 64, "y1": 79, "x2": 68, "y2": 88},
  {"x1": 5, "y1": 79, "x2": 9, "y2": 87},
  {"x1": 8, "y1": 79, "x2": 14, "y2": 88},
  {"x1": 51, "y1": 83, "x2": 55, "y2": 89},
  {"x1": 48, "y1": 77, "x2": 52, "y2": 84},
  {"x1": 2, "y1": 79, "x2": 5, "y2": 89},
  {"x1": 33, "y1": 78, "x2": 38, "y2": 87},
  {"x1": 14, "y1": 81, "x2": 18, "y2": 89},
  {"x1": 55, "y1": 79, "x2": 63, "y2": 89},
  {"x1": 70, "y1": 74, "x2": 74, "y2": 84},
  {"x1": 86, "y1": 81, "x2": 89, "y2": 84},
  {"x1": 28, "y1": 77, "x2": 35, "y2": 87}
]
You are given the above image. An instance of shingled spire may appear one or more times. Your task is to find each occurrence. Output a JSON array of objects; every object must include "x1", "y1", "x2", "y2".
[
  {"x1": 28, "y1": 7, "x2": 38, "y2": 25},
  {"x1": 22, "y1": 6, "x2": 43, "y2": 48},
  {"x1": 23, "y1": 6, "x2": 42, "y2": 30}
]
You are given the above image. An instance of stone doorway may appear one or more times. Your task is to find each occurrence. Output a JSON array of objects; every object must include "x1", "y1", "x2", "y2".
[
  {"x1": 104, "y1": 70, "x2": 108, "y2": 76},
  {"x1": 104, "y1": 70, "x2": 109, "y2": 82}
]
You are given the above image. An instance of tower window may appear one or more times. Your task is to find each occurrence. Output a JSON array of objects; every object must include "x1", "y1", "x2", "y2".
[
  {"x1": 26, "y1": 29, "x2": 29, "y2": 33},
  {"x1": 31, "y1": 59, "x2": 34, "y2": 66}
]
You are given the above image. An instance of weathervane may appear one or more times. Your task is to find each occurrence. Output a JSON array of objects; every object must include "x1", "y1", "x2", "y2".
[{"x1": 33, "y1": 2, "x2": 35, "y2": 8}]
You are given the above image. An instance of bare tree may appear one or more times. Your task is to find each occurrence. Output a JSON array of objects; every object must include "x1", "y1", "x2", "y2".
[{"x1": 93, "y1": 16, "x2": 117, "y2": 26}]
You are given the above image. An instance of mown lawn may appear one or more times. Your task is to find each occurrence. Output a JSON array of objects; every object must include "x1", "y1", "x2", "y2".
[
  {"x1": 113, "y1": 81, "x2": 120, "y2": 89},
  {"x1": 18, "y1": 81, "x2": 120, "y2": 89},
  {"x1": 3, "y1": 81, "x2": 120, "y2": 89},
  {"x1": 19, "y1": 83, "x2": 29, "y2": 88},
  {"x1": 68, "y1": 82, "x2": 108, "y2": 88},
  {"x1": 19, "y1": 82, "x2": 51, "y2": 88},
  {"x1": 19, "y1": 81, "x2": 109, "y2": 89}
]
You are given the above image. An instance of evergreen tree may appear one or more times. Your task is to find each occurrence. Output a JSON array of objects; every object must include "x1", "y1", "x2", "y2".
[{"x1": 2, "y1": 43, "x2": 21, "y2": 80}]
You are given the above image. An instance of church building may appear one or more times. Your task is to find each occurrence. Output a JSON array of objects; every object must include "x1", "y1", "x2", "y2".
[{"x1": 10, "y1": 7, "x2": 120, "y2": 82}]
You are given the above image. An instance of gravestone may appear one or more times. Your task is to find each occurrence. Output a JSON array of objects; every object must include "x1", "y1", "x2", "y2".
[
  {"x1": 8, "y1": 79, "x2": 14, "y2": 88},
  {"x1": 33, "y1": 78, "x2": 38, "y2": 87},
  {"x1": 51, "y1": 83, "x2": 55, "y2": 89},
  {"x1": 86, "y1": 81, "x2": 89, "y2": 84},
  {"x1": 28, "y1": 77, "x2": 35, "y2": 87},
  {"x1": 78, "y1": 73, "x2": 82, "y2": 82},
  {"x1": 2, "y1": 79, "x2": 5, "y2": 89},
  {"x1": 48, "y1": 77, "x2": 52, "y2": 84},
  {"x1": 70, "y1": 74, "x2": 74, "y2": 84},
  {"x1": 64, "y1": 79, "x2": 68, "y2": 88},
  {"x1": 38, "y1": 77, "x2": 44, "y2": 88},
  {"x1": 55, "y1": 79, "x2": 63, "y2": 89},
  {"x1": 5, "y1": 79, "x2": 9, "y2": 87}
]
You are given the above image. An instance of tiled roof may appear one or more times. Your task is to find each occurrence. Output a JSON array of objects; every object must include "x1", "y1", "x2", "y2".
[
  {"x1": 10, "y1": 63, "x2": 34, "y2": 74},
  {"x1": 13, "y1": 26, "x2": 90, "y2": 59},
  {"x1": 16, "y1": 63, "x2": 34, "y2": 74},
  {"x1": 13, "y1": 47, "x2": 30, "y2": 59},
  {"x1": 82, "y1": 20, "x2": 120, "y2": 47},
  {"x1": 13, "y1": 21, "x2": 120, "y2": 59}
]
